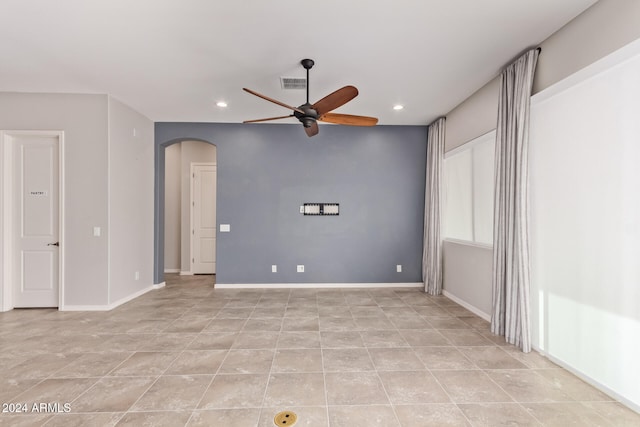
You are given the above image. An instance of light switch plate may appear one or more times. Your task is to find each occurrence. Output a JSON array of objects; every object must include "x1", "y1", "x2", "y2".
[{"x1": 220, "y1": 224, "x2": 231, "y2": 232}]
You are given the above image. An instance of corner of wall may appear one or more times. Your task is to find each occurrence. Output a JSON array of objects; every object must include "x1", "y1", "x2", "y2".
[
  {"x1": 106, "y1": 97, "x2": 155, "y2": 305},
  {"x1": 534, "y1": 0, "x2": 640, "y2": 94}
]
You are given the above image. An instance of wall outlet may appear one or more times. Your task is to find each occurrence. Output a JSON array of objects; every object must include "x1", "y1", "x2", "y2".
[
  {"x1": 135, "y1": 271, "x2": 140, "y2": 280},
  {"x1": 396, "y1": 264, "x2": 402, "y2": 273},
  {"x1": 271, "y1": 265, "x2": 277, "y2": 273},
  {"x1": 296, "y1": 265, "x2": 305, "y2": 273}
]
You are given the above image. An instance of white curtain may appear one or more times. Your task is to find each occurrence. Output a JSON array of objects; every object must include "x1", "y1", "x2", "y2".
[
  {"x1": 423, "y1": 117, "x2": 445, "y2": 295},
  {"x1": 491, "y1": 48, "x2": 539, "y2": 352}
]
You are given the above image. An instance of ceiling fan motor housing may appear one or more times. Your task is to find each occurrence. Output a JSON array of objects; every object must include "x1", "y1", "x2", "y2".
[{"x1": 294, "y1": 103, "x2": 318, "y2": 127}]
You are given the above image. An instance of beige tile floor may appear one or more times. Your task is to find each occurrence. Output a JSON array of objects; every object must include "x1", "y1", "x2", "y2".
[{"x1": 1, "y1": 274, "x2": 639, "y2": 426}]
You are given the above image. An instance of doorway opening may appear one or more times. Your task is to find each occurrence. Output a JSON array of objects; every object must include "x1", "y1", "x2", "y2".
[{"x1": 162, "y1": 140, "x2": 217, "y2": 281}]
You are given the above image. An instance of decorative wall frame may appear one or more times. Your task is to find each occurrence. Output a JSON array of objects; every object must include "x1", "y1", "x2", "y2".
[{"x1": 302, "y1": 203, "x2": 339, "y2": 216}]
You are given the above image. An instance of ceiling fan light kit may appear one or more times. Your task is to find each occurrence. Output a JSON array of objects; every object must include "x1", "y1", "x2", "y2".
[{"x1": 243, "y1": 58, "x2": 378, "y2": 137}]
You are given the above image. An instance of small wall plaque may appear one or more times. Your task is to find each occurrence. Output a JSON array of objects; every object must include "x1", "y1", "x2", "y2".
[{"x1": 302, "y1": 203, "x2": 339, "y2": 216}]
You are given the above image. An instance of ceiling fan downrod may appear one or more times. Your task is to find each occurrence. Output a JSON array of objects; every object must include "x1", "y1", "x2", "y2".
[
  {"x1": 301, "y1": 58, "x2": 314, "y2": 105},
  {"x1": 296, "y1": 58, "x2": 318, "y2": 128}
]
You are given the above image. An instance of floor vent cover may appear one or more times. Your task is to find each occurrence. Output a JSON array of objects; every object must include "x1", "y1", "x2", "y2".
[{"x1": 274, "y1": 410, "x2": 298, "y2": 426}]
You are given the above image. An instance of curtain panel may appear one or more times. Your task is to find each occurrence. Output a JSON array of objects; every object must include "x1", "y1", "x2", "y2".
[
  {"x1": 423, "y1": 117, "x2": 445, "y2": 295},
  {"x1": 491, "y1": 48, "x2": 539, "y2": 352}
]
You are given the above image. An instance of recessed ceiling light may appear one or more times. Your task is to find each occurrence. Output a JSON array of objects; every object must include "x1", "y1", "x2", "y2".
[
  {"x1": 216, "y1": 101, "x2": 228, "y2": 108},
  {"x1": 393, "y1": 104, "x2": 404, "y2": 111}
]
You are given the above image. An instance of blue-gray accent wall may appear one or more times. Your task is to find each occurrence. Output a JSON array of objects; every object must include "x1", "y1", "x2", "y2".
[{"x1": 155, "y1": 122, "x2": 428, "y2": 285}]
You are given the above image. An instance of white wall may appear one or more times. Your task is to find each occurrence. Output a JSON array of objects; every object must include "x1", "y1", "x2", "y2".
[
  {"x1": 0, "y1": 93, "x2": 110, "y2": 307},
  {"x1": 533, "y1": 0, "x2": 640, "y2": 94},
  {"x1": 445, "y1": 77, "x2": 500, "y2": 152},
  {"x1": 442, "y1": 0, "x2": 640, "y2": 316},
  {"x1": 529, "y1": 42, "x2": 640, "y2": 409},
  {"x1": 0, "y1": 92, "x2": 155, "y2": 309},
  {"x1": 107, "y1": 97, "x2": 154, "y2": 304},
  {"x1": 442, "y1": 241, "x2": 492, "y2": 318},
  {"x1": 164, "y1": 143, "x2": 181, "y2": 271},
  {"x1": 439, "y1": 0, "x2": 640, "y2": 411},
  {"x1": 446, "y1": 0, "x2": 640, "y2": 153}
]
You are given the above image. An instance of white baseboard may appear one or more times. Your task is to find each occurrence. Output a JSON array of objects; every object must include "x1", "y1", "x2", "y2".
[
  {"x1": 164, "y1": 269, "x2": 179, "y2": 273},
  {"x1": 442, "y1": 290, "x2": 491, "y2": 321},
  {"x1": 214, "y1": 282, "x2": 423, "y2": 289},
  {"x1": 152, "y1": 282, "x2": 166, "y2": 290},
  {"x1": 441, "y1": 291, "x2": 640, "y2": 413},
  {"x1": 61, "y1": 283, "x2": 162, "y2": 311},
  {"x1": 179, "y1": 271, "x2": 193, "y2": 276},
  {"x1": 533, "y1": 346, "x2": 640, "y2": 414}
]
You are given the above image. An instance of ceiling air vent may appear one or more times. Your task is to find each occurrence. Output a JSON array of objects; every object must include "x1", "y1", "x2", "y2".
[{"x1": 280, "y1": 77, "x2": 307, "y2": 90}]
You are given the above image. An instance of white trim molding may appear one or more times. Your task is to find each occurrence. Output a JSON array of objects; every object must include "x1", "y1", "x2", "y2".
[
  {"x1": 532, "y1": 37, "x2": 640, "y2": 107},
  {"x1": 63, "y1": 282, "x2": 162, "y2": 311},
  {"x1": 533, "y1": 345, "x2": 640, "y2": 414},
  {"x1": 214, "y1": 282, "x2": 424, "y2": 289},
  {"x1": 442, "y1": 289, "x2": 491, "y2": 321},
  {"x1": 152, "y1": 282, "x2": 166, "y2": 290}
]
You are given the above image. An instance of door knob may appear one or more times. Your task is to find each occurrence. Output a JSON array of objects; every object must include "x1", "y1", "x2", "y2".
[{"x1": 47, "y1": 242, "x2": 59, "y2": 247}]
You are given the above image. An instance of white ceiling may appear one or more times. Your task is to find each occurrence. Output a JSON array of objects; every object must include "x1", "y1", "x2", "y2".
[{"x1": 1, "y1": 0, "x2": 597, "y2": 125}]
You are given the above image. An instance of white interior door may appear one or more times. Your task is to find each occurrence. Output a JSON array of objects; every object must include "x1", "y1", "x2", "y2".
[
  {"x1": 11, "y1": 133, "x2": 61, "y2": 307},
  {"x1": 191, "y1": 163, "x2": 216, "y2": 274}
]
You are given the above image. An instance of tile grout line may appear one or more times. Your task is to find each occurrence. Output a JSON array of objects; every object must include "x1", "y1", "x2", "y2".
[
  {"x1": 4, "y1": 278, "x2": 639, "y2": 426},
  {"x1": 116, "y1": 312, "x2": 201, "y2": 424},
  {"x1": 364, "y1": 289, "x2": 409, "y2": 427},
  {"x1": 256, "y1": 288, "x2": 291, "y2": 427},
  {"x1": 187, "y1": 297, "x2": 256, "y2": 426}
]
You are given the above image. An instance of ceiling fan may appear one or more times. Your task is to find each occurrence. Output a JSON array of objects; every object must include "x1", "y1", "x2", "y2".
[{"x1": 243, "y1": 58, "x2": 378, "y2": 137}]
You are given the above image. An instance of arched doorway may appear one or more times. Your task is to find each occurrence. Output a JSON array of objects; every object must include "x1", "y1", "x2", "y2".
[{"x1": 154, "y1": 138, "x2": 217, "y2": 285}]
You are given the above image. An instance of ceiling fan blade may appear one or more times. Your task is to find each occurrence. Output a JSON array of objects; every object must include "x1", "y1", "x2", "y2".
[
  {"x1": 243, "y1": 115, "x2": 294, "y2": 124},
  {"x1": 243, "y1": 88, "x2": 305, "y2": 114},
  {"x1": 304, "y1": 121, "x2": 319, "y2": 137},
  {"x1": 319, "y1": 113, "x2": 378, "y2": 126},
  {"x1": 312, "y1": 86, "x2": 358, "y2": 116}
]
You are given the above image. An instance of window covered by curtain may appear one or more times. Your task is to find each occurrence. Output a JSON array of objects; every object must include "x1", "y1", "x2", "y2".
[
  {"x1": 443, "y1": 131, "x2": 495, "y2": 246},
  {"x1": 491, "y1": 48, "x2": 539, "y2": 352}
]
